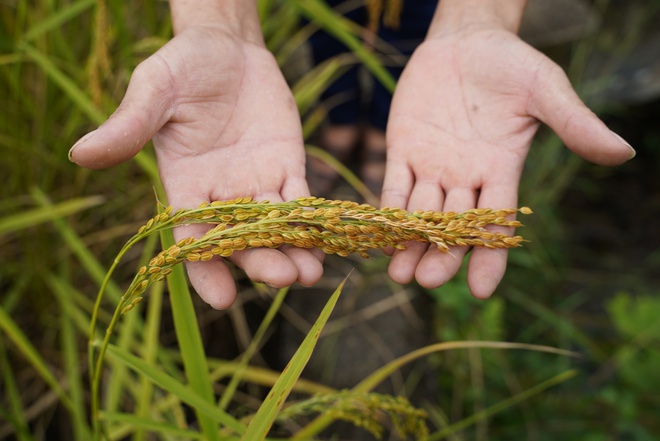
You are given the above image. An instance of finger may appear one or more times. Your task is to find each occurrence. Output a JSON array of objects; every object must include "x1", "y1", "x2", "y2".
[
  {"x1": 388, "y1": 179, "x2": 443, "y2": 285},
  {"x1": 170, "y1": 220, "x2": 239, "y2": 309},
  {"x1": 69, "y1": 58, "x2": 175, "y2": 169},
  {"x1": 380, "y1": 159, "x2": 414, "y2": 256},
  {"x1": 381, "y1": 159, "x2": 414, "y2": 210},
  {"x1": 415, "y1": 186, "x2": 478, "y2": 289},
  {"x1": 529, "y1": 61, "x2": 635, "y2": 165},
  {"x1": 467, "y1": 183, "x2": 517, "y2": 299}
]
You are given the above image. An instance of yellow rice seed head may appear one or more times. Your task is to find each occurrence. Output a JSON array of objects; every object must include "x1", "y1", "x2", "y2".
[
  {"x1": 131, "y1": 296, "x2": 143, "y2": 306},
  {"x1": 258, "y1": 199, "x2": 270, "y2": 204},
  {"x1": 235, "y1": 213, "x2": 250, "y2": 221},
  {"x1": 158, "y1": 212, "x2": 169, "y2": 222},
  {"x1": 187, "y1": 253, "x2": 201, "y2": 262},
  {"x1": 148, "y1": 266, "x2": 161, "y2": 274},
  {"x1": 197, "y1": 201, "x2": 209, "y2": 209},
  {"x1": 267, "y1": 209, "x2": 281, "y2": 219},
  {"x1": 322, "y1": 245, "x2": 336, "y2": 254},
  {"x1": 503, "y1": 236, "x2": 522, "y2": 246},
  {"x1": 298, "y1": 231, "x2": 312, "y2": 239},
  {"x1": 301, "y1": 211, "x2": 316, "y2": 219},
  {"x1": 232, "y1": 238, "x2": 247, "y2": 249},
  {"x1": 145, "y1": 218, "x2": 154, "y2": 230},
  {"x1": 393, "y1": 210, "x2": 407, "y2": 220},
  {"x1": 200, "y1": 251, "x2": 214, "y2": 261},
  {"x1": 211, "y1": 246, "x2": 223, "y2": 255},
  {"x1": 240, "y1": 197, "x2": 253, "y2": 204},
  {"x1": 289, "y1": 208, "x2": 303, "y2": 217},
  {"x1": 336, "y1": 249, "x2": 350, "y2": 257},
  {"x1": 248, "y1": 238, "x2": 263, "y2": 248},
  {"x1": 220, "y1": 249, "x2": 234, "y2": 257},
  {"x1": 327, "y1": 216, "x2": 342, "y2": 225},
  {"x1": 311, "y1": 197, "x2": 326, "y2": 206},
  {"x1": 121, "y1": 304, "x2": 134, "y2": 314},
  {"x1": 220, "y1": 214, "x2": 234, "y2": 222},
  {"x1": 359, "y1": 251, "x2": 370, "y2": 258},
  {"x1": 421, "y1": 211, "x2": 435, "y2": 221},
  {"x1": 164, "y1": 205, "x2": 173, "y2": 215},
  {"x1": 292, "y1": 239, "x2": 306, "y2": 248},
  {"x1": 262, "y1": 239, "x2": 274, "y2": 248},
  {"x1": 165, "y1": 256, "x2": 177, "y2": 264},
  {"x1": 161, "y1": 268, "x2": 173, "y2": 276},
  {"x1": 137, "y1": 266, "x2": 147, "y2": 276},
  {"x1": 270, "y1": 236, "x2": 284, "y2": 245},
  {"x1": 520, "y1": 206, "x2": 533, "y2": 215},
  {"x1": 138, "y1": 225, "x2": 147, "y2": 234},
  {"x1": 344, "y1": 225, "x2": 358, "y2": 235},
  {"x1": 176, "y1": 236, "x2": 191, "y2": 247},
  {"x1": 167, "y1": 246, "x2": 181, "y2": 258},
  {"x1": 297, "y1": 198, "x2": 311, "y2": 207},
  {"x1": 219, "y1": 238, "x2": 234, "y2": 249}
]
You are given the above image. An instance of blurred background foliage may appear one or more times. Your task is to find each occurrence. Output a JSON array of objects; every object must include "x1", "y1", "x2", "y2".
[{"x1": 1, "y1": 0, "x2": 659, "y2": 439}]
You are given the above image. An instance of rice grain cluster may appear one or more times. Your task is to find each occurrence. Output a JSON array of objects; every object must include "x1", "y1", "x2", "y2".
[{"x1": 121, "y1": 197, "x2": 532, "y2": 313}]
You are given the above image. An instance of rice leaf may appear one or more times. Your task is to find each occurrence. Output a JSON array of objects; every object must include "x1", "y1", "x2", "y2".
[
  {"x1": 426, "y1": 369, "x2": 578, "y2": 440},
  {"x1": 0, "y1": 195, "x2": 104, "y2": 236},
  {"x1": 22, "y1": 0, "x2": 96, "y2": 42},
  {"x1": 219, "y1": 287, "x2": 289, "y2": 410},
  {"x1": 0, "y1": 342, "x2": 36, "y2": 441},
  {"x1": 293, "y1": 341, "x2": 579, "y2": 439},
  {"x1": 240, "y1": 273, "x2": 349, "y2": 441},
  {"x1": 292, "y1": 0, "x2": 396, "y2": 92},
  {"x1": 160, "y1": 227, "x2": 224, "y2": 440},
  {"x1": 53, "y1": 274, "x2": 92, "y2": 440},
  {"x1": 0, "y1": 304, "x2": 74, "y2": 412},
  {"x1": 101, "y1": 411, "x2": 205, "y2": 440},
  {"x1": 105, "y1": 343, "x2": 244, "y2": 434}
]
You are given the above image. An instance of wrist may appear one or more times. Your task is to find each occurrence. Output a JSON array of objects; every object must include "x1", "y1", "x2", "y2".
[
  {"x1": 428, "y1": 0, "x2": 527, "y2": 37},
  {"x1": 169, "y1": 0, "x2": 264, "y2": 45}
]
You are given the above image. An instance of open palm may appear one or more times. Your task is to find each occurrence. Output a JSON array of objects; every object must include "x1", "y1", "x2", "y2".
[
  {"x1": 382, "y1": 26, "x2": 633, "y2": 298},
  {"x1": 70, "y1": 26, "x2": 323, "y2": 308}
]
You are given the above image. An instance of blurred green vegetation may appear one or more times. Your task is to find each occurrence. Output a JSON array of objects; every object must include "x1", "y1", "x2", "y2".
[{"x1": 1, "y1": 0, "x2": 659, "y2": 439}]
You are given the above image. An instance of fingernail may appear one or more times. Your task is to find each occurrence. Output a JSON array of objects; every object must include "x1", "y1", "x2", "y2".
[
  {"x1": 610, "y1": 131, "x2": 636, "y2": 159},
  {"x1": 69, "y1": 130, "x2": 97, "y2": 162}
]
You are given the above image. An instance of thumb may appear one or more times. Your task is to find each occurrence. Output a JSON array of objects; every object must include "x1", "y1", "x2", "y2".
[
  {"x1": 69, "y1": 59, "x2": 174, "y2": 169},
  {"x1": 529, "y1": 62, "x2": 635, "y2": 166}
]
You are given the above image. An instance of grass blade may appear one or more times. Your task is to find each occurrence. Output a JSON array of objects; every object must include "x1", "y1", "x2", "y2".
[
  {"x1": 0, "y1": 195, "x2": 104, "y2": 236},
  {"x1": 240, "y1": 273, "x2": 350, "y2": 441},
  {"x1": 104, "y1": 344, "x2": 244, "y2": 434},
  {"x1": 293, "y1": 341, "x2": 578, "y2": 439},
  {"x1": 0, "y1": 304, "x2": 74, "y2": 412},
  {"x1": 219, "y1": 287, "x2": 289, "y2": 410},
  {"x1": 101, "y1": 411, "x2": 205, "y2": 440},
  {"x1": 132, "y1": 280, "x2": 164, "y2": 441},
  {"x1": 160, "y1": 227, "x2": 223, "y2": 441},
  {"x1": 292, "y1": 0, "x2": 396, "y2": 92},
  {"x1": 0, "y1": 342, "x2": 36, "y2": 441},
  {"x1": 426, "y1": 369, "x2": 579, "y2": 440},
  {"x1": 22, "y1": 0, "x2": 96, "y2": 42},
  {"x1": 53, "y1": 273, "x2": 92, "y2": 440}
]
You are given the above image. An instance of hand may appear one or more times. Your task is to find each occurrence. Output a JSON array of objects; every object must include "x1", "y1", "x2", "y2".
[
  {"x1": 382, "y1": 24, "x2": 634, "y2": 298},
  {"x1": 69, "y1": 25, "x2": 323, "y2": 308}
]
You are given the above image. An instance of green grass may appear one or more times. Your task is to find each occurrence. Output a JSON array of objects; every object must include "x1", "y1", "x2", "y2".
[{"x1": 1, "y1": 0, "x2": 659, "y2": 439}]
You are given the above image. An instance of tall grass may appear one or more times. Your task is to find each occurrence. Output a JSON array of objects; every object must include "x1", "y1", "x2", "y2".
[{"x1": 1, "y1": 0, "x2": 659, "y2": 439}]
